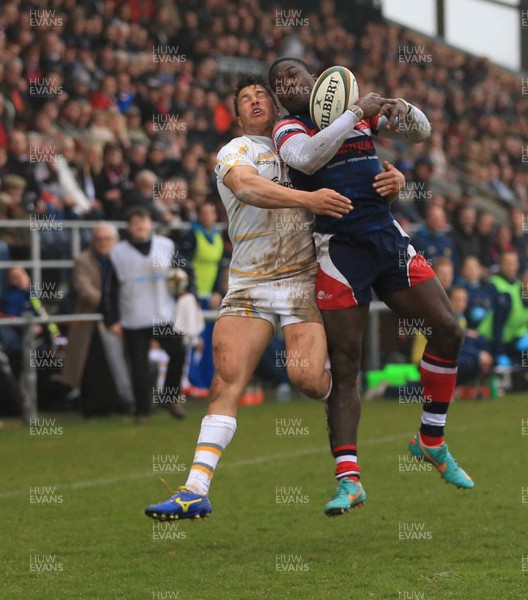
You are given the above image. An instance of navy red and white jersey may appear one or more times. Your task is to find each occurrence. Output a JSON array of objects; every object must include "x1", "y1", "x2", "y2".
[{"x1": 273, "y1": 114, "x2": 394, "y2": 237}]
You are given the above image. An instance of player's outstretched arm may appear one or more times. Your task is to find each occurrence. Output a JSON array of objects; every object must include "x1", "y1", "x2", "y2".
[
  {"x1": 224, "y1": 165, "x2": 352, "y2": 218},
  {"x1": 377, "y1": 98, "x2": 431, "y2": 143},
  {"x1": 276, "y1": 94, "x2": 397, "y2": 175},
  {"x1": 372, "y1": 161, "x2": 405, "y2": 204},
  {"x1": 276, "y1": 110, "x2": 360, "y2": 175}
]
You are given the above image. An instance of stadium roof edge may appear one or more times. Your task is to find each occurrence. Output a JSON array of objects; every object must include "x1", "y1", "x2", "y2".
[{"x1": 384, "y1": 18, "x2": 527, "y2": 77}]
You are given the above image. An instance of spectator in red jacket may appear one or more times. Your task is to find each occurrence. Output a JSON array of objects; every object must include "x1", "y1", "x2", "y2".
[{"x1": 89, "y1": 75, "x2": 117, "y2": 110}]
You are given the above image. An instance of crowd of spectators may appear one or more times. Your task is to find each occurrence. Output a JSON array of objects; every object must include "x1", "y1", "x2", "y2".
[{"x1": 0, "y1": 0, "x2": 527, "y2": 413}]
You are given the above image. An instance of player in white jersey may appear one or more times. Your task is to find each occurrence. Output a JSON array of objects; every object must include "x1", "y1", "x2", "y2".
[
  {"x1": 216, "y1": 128, "x2": 321, "y2": 327},
  {"x1": 144, "y1": 76, "x2": 355, "y2": 521}
]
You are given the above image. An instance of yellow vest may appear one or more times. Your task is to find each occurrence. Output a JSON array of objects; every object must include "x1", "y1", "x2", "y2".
[
  {"x1": 192, "y1": 229, "x2": 224, "y2": 296},
  {"x1": 478, "y1": 275, "x2": 528, "y2": 343}
]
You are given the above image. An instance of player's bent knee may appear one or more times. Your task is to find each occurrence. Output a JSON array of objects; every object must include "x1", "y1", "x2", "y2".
[
  {"x1": 436, "y1": 313, "x2": 464, "y2": 344},
  {"x1": 330, "y1": 349, "x2": 361, "y2": 379},
  {"x1": 289, "y1": 372, "x2": 325, "y2": 399},
  {"x1": 287, "y1": 368, "x2": 310, "y2": 392},
  {"x1": 208, "y1": 372, "x2": 247, "y2": 404},
  {"x1": 449, "y1": 320, "x2": 465, "y2": 353},
  {"x1": 432, "y1": 315, "x2": 464, "y2": 355}
]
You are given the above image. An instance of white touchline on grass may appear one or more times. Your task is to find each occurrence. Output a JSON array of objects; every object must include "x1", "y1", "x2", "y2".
[{"x1": 0, "y1": 420, "x2": 501, "y2": 500}]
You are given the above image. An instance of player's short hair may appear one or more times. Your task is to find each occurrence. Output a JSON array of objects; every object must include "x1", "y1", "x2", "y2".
[
  {"x1": 268, "y1": 57, "x2": 313, "y2": 86},
  {"x1": 233, "y1": 75, "x2": 277, "y2": 117}
]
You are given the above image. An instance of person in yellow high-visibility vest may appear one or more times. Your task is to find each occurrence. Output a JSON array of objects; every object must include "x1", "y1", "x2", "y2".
[
  {"x1": 178, "y1": 202, "x2": 226, "y2": 391},
  {"x1": 477, "y1": 252, "x2": 528, "y2": 368}
]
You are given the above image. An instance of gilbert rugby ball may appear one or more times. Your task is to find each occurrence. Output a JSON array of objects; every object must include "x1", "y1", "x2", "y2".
[{"x1": 309, "y1": 66, "x2": 360, "y2": 130}]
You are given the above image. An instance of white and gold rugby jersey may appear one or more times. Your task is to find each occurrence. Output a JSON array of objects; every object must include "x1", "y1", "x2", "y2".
[{"x1": 216, "y1": 135, "x2": 315, "y2": 287}]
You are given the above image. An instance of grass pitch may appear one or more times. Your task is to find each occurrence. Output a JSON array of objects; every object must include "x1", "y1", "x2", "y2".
[{"x1": 1, "y1": 392, "x2": 526, "y2": 600}]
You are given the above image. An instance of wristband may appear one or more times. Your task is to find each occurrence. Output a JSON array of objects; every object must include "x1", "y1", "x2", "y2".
[
  {"x1": 396, "y1": 98, "x2": 412, "y2": 115},
  {"x1": 349, "y1": 105, "x2": 364, "y2": 121}
]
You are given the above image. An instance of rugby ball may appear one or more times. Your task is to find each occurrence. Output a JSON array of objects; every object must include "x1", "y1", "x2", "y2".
[{"x1": 309, "y1": 66, "x2": 360, "y2": 130}]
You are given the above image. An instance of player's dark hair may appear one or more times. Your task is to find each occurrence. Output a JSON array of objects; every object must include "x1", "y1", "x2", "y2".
[
  {"x1": 233, "y1": 75, "x2": 277, "y2": 117},
  {"x1": 267, "y1": 57, "x2": 313, "y2": 87}
]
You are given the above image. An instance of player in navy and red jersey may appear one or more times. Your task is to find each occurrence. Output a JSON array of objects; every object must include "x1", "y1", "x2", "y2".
[
  {"x1": 275, "y1": 110, "x2": 396, "y2": 240},
  {"x1": 269, "y1": 58, "x2": 474, "y2": 516}
]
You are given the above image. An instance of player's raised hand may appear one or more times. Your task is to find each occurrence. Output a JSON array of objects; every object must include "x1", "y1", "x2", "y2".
[
  {"x1": 306, "y1": 188, "x2": 353, "y2": 218},
  {"x1": 372, "y1": 161, "x2": 405, "y2": 202},
  {"x1": 378, "y1": 98, "x2": 408, "y2": 129},
  {"x1": 356, "y1": 92, "x2": 397, "y2": 119}
]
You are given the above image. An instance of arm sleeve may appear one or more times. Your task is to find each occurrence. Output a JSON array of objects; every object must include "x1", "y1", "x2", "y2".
[
  {"x1": 376, "y1": 104, "x2": 431, "y2": 143},
  {"x1": 274, "y1": 110, "x2": 361, "y2": 175},
  {"x1": 215, "y1": 139, "x2": 257, "y2": 184}
]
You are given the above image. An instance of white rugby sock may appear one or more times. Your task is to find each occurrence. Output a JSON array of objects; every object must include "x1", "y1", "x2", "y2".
[{"x1": 185, "y1": 415, "x2": 237, "y2": 495}]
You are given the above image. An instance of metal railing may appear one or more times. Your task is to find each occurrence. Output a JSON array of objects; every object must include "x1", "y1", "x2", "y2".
[
  {"x1": 0, "y1": 219, "x2": 390, "y2": 422},
  {"x1": 0, "y1": 302, "x2": 388, "y2": 422},
  {"x1": 0, "y1": 313, "x2": 102, "y2": 422},
  {"x1": 0, "y1": 219, "x2": 226, "y2": 287},
  {"x1": 0, "y1": 309, "x2": 223, "y2": 423}
]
